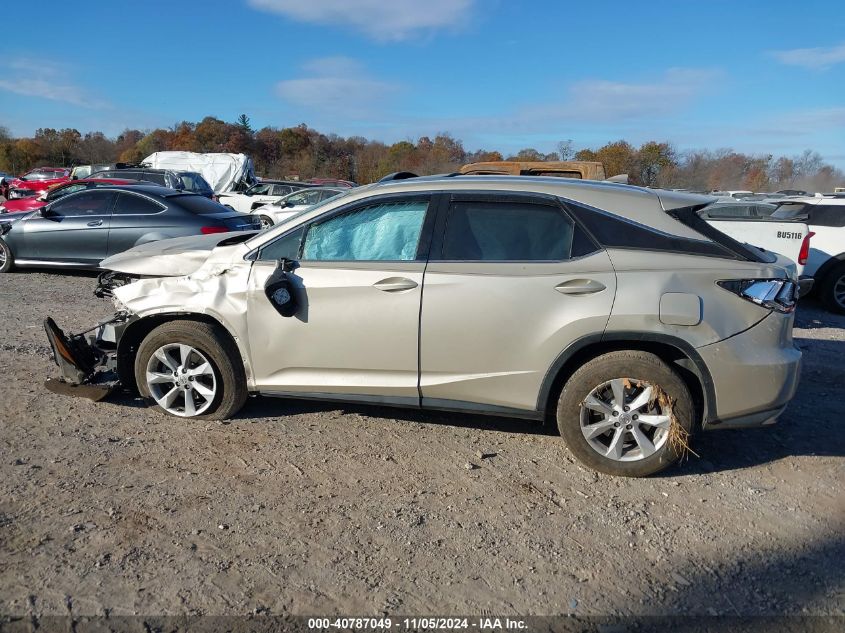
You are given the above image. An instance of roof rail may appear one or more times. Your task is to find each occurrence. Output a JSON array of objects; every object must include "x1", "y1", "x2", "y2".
[{"x1": 378, "y1": 171, "x2": 419, "y2": 183}]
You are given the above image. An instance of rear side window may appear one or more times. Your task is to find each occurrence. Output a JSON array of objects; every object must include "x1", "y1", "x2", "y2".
[
  {"x1": 807, "y1": 204, "x2": 845, "y2": 227},
  {"x1": 179, "y1": 173, "x2": 212, "y2": 194},
  {"x1": 114, "y1": 192, "x2": 165, "y2": 215},
  {"x1": 172, "y1": 195, "x2": 229, "y2": 215},
  {"x1": 442, "y1": 200, "x2": 574, "y2": 261},
  {"x1": 49, "y1": 190, "x2": 117, "y2": 217},
  {"x1": 139, "y1": 171, "x2": 168, "y2": 186}
]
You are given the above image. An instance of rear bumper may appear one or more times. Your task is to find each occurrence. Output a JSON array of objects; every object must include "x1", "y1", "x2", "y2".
[{"x1": 698, "y1": 313, "x2": 802, "y2": 430}]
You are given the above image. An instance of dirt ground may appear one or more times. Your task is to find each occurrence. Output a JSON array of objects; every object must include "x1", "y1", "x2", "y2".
[{"x1": 0, "y1": 270, "x2": 843, "y2": 619}]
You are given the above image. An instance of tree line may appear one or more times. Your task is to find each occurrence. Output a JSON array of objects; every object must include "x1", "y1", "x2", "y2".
[{"x1": 1, "y1": 116, "x2": 842, "y2": 192}]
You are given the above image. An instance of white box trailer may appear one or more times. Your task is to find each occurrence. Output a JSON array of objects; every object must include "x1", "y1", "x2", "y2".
[{"x1": 141, "y1": 152, "x2": 256, "y2": 193}]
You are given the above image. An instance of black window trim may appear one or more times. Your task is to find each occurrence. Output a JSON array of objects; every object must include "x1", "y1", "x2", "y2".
[
  {"x1": 252, "y1": 191, "x2": 437, "y2": 264},
  {"x1": 428, "y1": 190, "x2": 599, "y2": 264}
]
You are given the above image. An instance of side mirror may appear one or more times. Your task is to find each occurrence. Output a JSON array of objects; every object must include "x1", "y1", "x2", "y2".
[
  {"x1": 264, "y1": 258, "x2": 300, "y2": 317},
  {"x1": 40, "y1": 206, "x2": 55, "y2": 217}
]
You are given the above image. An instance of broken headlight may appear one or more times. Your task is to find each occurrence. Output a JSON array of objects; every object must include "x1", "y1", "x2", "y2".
[{"x1": 717, "y1": 279, "x2": 797, "y2": 313}]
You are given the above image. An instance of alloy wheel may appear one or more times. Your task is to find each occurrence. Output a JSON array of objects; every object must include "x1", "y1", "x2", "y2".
[
  {"x1": 834, "y1": 273, "x2": 845, "y2": 309},
  {"x1": 579, "y1": 378, "x2": 671, "y2": 462},
  {"x1": 145, "y1": 343, "x2": 217, "y2": 417}
]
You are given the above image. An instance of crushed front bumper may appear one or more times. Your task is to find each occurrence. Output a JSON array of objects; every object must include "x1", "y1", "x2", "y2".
[{"x1": 43, "y1": 314, "x2": 130, "y2": 400}]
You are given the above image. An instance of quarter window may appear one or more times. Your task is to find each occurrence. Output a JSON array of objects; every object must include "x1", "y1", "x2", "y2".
[
  {"x1": 302, "y1": 200, "x2": 428, "y2": 261},
  {"x1": 113, "y1": 192, "x2": 164, "y2": 215},
  {"x1": 442, "y1": 200, "x2": 574, "y2": 261}
]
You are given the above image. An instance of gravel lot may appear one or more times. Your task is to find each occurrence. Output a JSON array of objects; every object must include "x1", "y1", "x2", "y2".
[{"x1": 0, "y1": 270, "x2": 843, "y2": 619}]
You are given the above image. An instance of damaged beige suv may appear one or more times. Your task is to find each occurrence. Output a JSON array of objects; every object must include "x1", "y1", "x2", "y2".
[{"x1": 43, "y1": 174, "x2": 805, "y2": 477}]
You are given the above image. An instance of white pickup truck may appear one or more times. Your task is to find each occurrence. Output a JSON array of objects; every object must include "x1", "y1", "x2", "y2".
[{"x1": 700, "y1": 200, "x2": 812, "y2": 278}]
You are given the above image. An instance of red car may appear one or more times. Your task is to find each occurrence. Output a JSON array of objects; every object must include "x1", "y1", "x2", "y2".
[
  {"x1": 0, "y1": 178, "x2": 142, "y2": 213},
  {"x1": 2, "y1": 167, "x2": 71, "y2": 200}
]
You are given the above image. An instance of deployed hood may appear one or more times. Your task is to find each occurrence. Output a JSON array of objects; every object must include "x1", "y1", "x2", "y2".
[{"x1": 100, "y1": 231, "x2": 257, "y2": 277}]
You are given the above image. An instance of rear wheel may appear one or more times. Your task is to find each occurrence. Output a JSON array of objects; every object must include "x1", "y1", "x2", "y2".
[
  {"x1": 134, "y1": 321, "x2": 247, "y2": 420},
  {"x1": 0, "y1": 239, "x2": 14, "y2": 273},
  {"x1": 258, "y1": 214, "x2": 274, "y2": 229},
  {"x1": 819, "y1": 262, "x2": 845, "y2": 314},
  {"x1": 556, "y1": 351, "x2": 694, "y2": 477}
]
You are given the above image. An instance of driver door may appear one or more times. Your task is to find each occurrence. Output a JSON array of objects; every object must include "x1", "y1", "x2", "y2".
[
  {"x1": 245, "y1": 194, "x2": 434, "y2": 403},
  {"x1": 19, "y1": 189, "x2": 115, "y2": 265}
]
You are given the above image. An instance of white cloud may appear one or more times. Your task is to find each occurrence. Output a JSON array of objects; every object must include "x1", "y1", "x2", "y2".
[
  {"x1": 247, "y1": 0, "x2": 474, "y2": 41},
  {"x1": 769, "y1": 42, "x2": 845, "y2": 70},
  {"x1": 532, "y1": 68, "x2": 721, "y2": 123},
  {"x1": 0, "y1": 57, "x2": 108, "y2": 108},
  {"x1": 275, "y1": 57, "x2": 398, "y2": 118}
]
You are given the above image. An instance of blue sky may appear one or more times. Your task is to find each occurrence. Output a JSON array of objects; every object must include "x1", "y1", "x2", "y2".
[{"x1": 1, "y1": 0, "x2": 844, "y2": 165}]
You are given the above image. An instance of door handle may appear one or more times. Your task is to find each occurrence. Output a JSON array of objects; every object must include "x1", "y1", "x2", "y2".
[
  {"x1": 373, "y1": 277, "x2": 418, "y2": 292},
  {"x1": 555, "y1": 279, "x2": 606, "y2": 295},
  {"x1": 87, "y1": 219, "x2": 103, "y2": 227}
]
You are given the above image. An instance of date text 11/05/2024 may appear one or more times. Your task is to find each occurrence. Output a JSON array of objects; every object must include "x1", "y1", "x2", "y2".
[{"x1": 307, "y1": 617, "x2": 527, "y2": 630}]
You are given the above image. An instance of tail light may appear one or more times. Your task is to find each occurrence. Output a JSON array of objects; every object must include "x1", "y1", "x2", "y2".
[
  {"x1": 798, "y1": 231, "x2": 814, "y2": 265},
  {"x1": 200, "y1": 226, "x2": 229, "y2": 235},
  {"x1": 717, "y1": 279, "x2": 797, "y2": 313}
]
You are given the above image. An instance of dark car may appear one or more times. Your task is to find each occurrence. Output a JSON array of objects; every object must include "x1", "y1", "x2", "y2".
[
  {"x1": 91, "y1": 167, "x2": 215, "y2": 198},
  {"x1": 0, "y1": 185, "x2": 259, "y2": 273}
]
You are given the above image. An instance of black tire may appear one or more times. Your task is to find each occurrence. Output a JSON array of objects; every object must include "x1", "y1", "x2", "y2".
[
  {"x1": 134, "y1": 320, "x2": 248, "y2": 420},
  {"x1": 556, "y1": 350, "x2": 695, "y2": 477},
  {"x1": 258, "y1": 215, "x2": 274, "y2": 229},
  {"x1": 0, "y1": 238, "x2": 14, "y2": 273},
  {"x1": 819, "y1": 262, "x2": 845, "y2": 314}
]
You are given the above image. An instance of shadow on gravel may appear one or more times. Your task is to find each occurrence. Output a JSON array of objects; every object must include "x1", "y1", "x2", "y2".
[
  {"x1": 638, "y1": 533, "x2": 845, "y2": 621},
  {"x1": 794, "y1": 298, "x2": 845, "y2": 330}
]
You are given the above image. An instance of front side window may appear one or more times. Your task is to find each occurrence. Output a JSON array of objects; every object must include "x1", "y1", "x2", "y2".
[
  {"x1": 301, "y1": 200, "x2": 428, "y2": 262},
  {"x1": 442, "y1": 200, "x2": 574, "y2": 261},
  {"x1": 48, "y1": 190, "x2": 116, "y2": 217},
  {"x1": 271, "y1": 184, "x2": 293, "y2": 196}
]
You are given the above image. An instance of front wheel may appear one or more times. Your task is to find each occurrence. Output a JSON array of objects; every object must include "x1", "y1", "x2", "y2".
[
  {"x1": 819, "y1": 262, "x2": 845, "y2": 314},
  {"x1": 556, "y1": 350, "x2": 695, "y2": 477},
  {"x1": 258, "y1": 214, "x2": 274, "y2": 229},
  {"x1": 134, "y1": 321, "x2": 248, "y2": 420},
  {"x1": 0, "y1": 239, "x2": 14, "y2": 273}
]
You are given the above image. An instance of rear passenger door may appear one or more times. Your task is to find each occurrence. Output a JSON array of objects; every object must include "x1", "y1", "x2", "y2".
[{"x1": 419, "y1": 193, "x2": 617, "y2": 414}]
